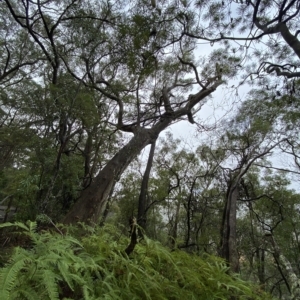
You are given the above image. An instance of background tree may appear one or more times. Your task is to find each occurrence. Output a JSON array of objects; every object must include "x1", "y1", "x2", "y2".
[{"x1": 186, "y1": 1, "x2": 300, "y2": 84}]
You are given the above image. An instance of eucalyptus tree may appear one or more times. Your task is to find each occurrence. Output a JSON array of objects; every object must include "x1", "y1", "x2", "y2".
[
  {"x1": 233, "y1": 80, "x2": 300, "y2": 176},
  {"x1": 61, "y1": 0, "x2": 237, "y2": 224},
  {"x1": 109, "y1": 134, "x2": 222, "y2": 249},
  {"x1": 185, "y1": 1, "x2": 300, "y2": 87},
  {"x1": 237, "y1": 170, "x2": 300, "y2": 298},
  {"x1": 1, "y1": 0, "x2": 239, "y2": 223},
  {"x1": 177, "y1": 1, "x2": 300, "y2": 266},
  {"x1": 216, "y1": 99, "x2": 287, "y2": 272}
]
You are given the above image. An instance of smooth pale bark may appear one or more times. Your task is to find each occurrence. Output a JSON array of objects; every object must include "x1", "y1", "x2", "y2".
[{"x1": 268, "y1": 234, "x2": 300, "y2": 300}]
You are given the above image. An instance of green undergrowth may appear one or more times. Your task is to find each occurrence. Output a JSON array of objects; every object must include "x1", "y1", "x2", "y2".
[{"x1": 0, "y1": 221, "x2": 271, "y2": 300}]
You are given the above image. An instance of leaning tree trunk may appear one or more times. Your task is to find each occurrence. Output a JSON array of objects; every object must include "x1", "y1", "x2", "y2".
[
  {"x1": 137, "y1": 139, "x2": 156, "y2": 233},
  {"x1": 63, "y1": 114, "x2": 175, "y2": 225},
  {"x1": 63, "y1": 127, "x2": 156, "y2": 224},
  {"x1": 63, "y1": 85, "x2": 221, "y2": 225}
]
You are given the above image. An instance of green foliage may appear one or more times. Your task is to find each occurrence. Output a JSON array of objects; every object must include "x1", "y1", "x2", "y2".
[
  {"x1": 0, "y1": 221, "x2": 271, "y2": 300},
  {"x1": 1, "y1": 0, "x2": 300, "y2": 298}
]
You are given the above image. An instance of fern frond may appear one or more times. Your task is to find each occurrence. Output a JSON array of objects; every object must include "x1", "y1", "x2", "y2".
[
  {"x1": 57, "y1": 260, "x2": 74, "y2": 291},
  {"x1": 0, "y1": 248, "x2": 32, "y2": 295},
  {"x1": 68, "y1": 273, "x2": 86, "y2": 285},
  {"x1": 64, "y1": 235, "x2": 83, "y2": 248},
  {"x1": 41, "y1": 269, "x2": 60, "y2": 300},
  {"x1": 0, "y1": 221, "x2": 29, "y2": 231},
  {"x1": 0, "y1": 289, "x2": 9, "y2": 300},
  {"x1": 9, "y1": 287, "x2": 40, "y2": 300},
  {"x1": 1, "y1": 222, "x2": 272, "y2": 300},
  {"x1": 26, "y1": 220, "x2": 37, "y2": 233},
  {"x1": 82, "y1": 284, "x2": 93, "y2": 300},
  {"x1": 0, "y1": 222, "x2": 15, "y2": 229}
]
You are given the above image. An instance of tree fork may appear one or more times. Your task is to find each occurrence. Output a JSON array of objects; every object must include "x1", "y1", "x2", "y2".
[{"x1": 63, "y1": 86, "x2": 221, "y2": 225}]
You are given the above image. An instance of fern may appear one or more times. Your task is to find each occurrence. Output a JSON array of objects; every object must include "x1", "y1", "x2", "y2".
[
  {"x1": 0, "y1": 221, "x2": 272, "y2": 300},
  {"x1": 0, "y1": 248, "x2": 32, "y2": 297},
  {"x1": 57, "y1": 260, "x2": 74, "y2": 291},
  {"x1": 9, "y1": 287, "x2": 40, "y2": 300},
  {"x1": 0, "y1": 222, "x2": 29, "y2": 231},
  {"x1": 41, "y1": 269, "x2": 60, "y2": 300}
]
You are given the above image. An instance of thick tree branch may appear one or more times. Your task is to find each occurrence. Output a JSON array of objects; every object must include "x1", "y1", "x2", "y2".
[
  {"x1": 278, "y1": 22, "x2": 300, "y2": 59},
  {"x1": 0, "y1": 60, "x2": 39, "y2": 81},
  {"x1": 252, "y1": 0, "x2": 261, "y2": 23},
  {"x1": 253, "y1": 163, "x2": 300, "y2": 175}
]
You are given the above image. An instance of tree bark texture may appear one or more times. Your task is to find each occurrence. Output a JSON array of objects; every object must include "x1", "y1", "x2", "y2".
[
  {"x1": 220, "y1": 181, "x2": 239, "y2": 273},
  {"x1": 125, "y1": 217, "x2": 138, "y2": 255},
  {"x1": 137, "y1": 139, "x2": 156, "y2": 232}
]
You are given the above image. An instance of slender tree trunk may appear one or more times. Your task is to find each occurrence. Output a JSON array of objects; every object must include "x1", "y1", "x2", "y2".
[
  {"x1": 185, "y1": 179, "x2": 196, "y2": 248},
  {"x1": 267, "y1": 234, "x2": 300, "y2": 300},
  {"x1": 63, "y1": 127, "x2": 155, "y2": 224},
  {"x1": 257, "y1": 248, "x2": 265, "y2": 288},
  {"x1": 220, "y1": 181, "x2": 239, "y2": 273},
  {"x1": 170, "y1": 200, "x2": 181, "y2": 248},
  {"x1": 137, "y1": 139, "x2": 156, "y2": 233},
  {"x1": 228, "y1": 185, "x2": 239, "y2": 272},
  {"x1": 125, "y1": 217, "x2": 138, "y2": 255}
]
